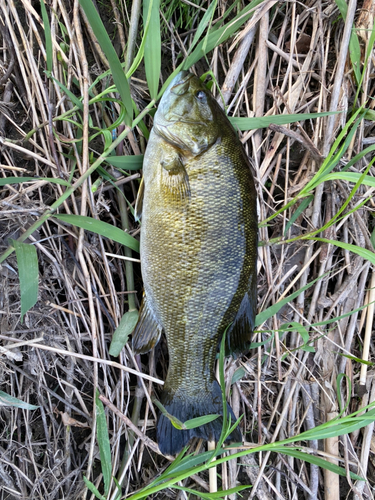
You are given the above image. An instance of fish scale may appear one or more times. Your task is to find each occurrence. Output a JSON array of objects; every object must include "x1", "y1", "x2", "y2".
[{"x1": 132, "y1": 71, "x2": 257, "y2": 455}]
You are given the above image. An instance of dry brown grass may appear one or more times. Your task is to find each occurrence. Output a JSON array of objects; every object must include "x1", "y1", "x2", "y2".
[{"x1": 0, "y1": 0, "x2": 375, "y2": 499}]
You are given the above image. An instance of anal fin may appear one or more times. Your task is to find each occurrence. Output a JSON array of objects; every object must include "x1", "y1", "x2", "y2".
[
  {"x1": 132, "y1": 294, "x2": 163, "y2": 354},
  {"x1": 226, "y1": 280, "x2": 256, "y2": 355}
]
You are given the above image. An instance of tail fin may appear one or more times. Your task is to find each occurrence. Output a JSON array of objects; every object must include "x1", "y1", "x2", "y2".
[{"x1": 157, "y1": 380, "x2": 242, "y2": 456}]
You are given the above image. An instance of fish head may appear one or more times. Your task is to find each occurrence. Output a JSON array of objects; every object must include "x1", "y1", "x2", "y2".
[{"x1": 154, "y1": 71, "x2": 222, "y2": 156}]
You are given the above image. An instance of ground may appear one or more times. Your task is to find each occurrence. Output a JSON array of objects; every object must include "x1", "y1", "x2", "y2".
[{"x1": 0, "y1": 0, "x2": 375, "y2": 499}]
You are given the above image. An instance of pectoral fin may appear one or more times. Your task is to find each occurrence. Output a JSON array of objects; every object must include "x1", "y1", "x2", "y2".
[
  {"x1": 134, "y1": 177, "x2": 144, "y2": 221},
  {"x1": 132, "y1": 294, "x2": 163, "y2": 354},
  {"x1": 226, "y1": 283, "x2": 256, "y2": 355},
  {"x1": 160, "y1": 153, "x2": 190, "y2": 201}
]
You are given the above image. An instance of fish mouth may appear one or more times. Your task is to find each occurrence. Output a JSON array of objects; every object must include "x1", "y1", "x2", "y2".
[{"x1": 170, "y1": 71, "x2": 194, "y2": 96}]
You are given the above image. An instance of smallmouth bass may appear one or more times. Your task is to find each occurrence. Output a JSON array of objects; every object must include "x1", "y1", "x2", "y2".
[{"x1": 132, "y1": 71, "x2": 257, "y2": 455}]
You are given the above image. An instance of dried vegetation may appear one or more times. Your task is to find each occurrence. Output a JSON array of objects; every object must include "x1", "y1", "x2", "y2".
[{"x1": 0, "y1": 0, "x2": 375, "y2": 499}]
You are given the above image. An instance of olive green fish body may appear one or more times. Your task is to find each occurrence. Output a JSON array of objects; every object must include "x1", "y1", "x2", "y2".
[{"x1": 133, "y1": 72, "x2": 257, "y2": 455}]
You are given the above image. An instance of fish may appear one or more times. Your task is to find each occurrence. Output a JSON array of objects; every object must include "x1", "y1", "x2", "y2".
[{"x1": 132, "y1": 70, "x2": 257, "y2": 456}]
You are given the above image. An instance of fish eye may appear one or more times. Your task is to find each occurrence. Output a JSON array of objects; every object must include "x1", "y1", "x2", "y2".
[{"x1": 195, "y1": 90, "x2": 206, "y2": 101}]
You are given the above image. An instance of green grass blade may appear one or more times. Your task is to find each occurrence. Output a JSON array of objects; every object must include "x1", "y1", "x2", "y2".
[
  {"x1": 248, "y1": 333, "x2": 275, "y2": 349},
  {"x1": 96, "y1": 166, "x2": 119, "y2": 182},
  {"x1": 163, "y1": 450, "x2": 215, "y2": 478},
  {"x1": 101, "y1": 130, "x2": 113, "y2": 150},
  {"x1": 231, "y1": 367, "x2": 246, "y2": 385},
  {"x1": 78, "y1": 0, "x2": 133, "y2": 124},
  {"x1": 284, "y1": 195, "x2": 314, "y2": 235},
  {"x1": 318, "y1": 171, "x2": 375, "y2": 188},
  {"x1": 220, "y1": 0, "x2": 242, "y2": 24},
  {"x1": 358, "y1": 23, "x2": 375, "y2": 104},
  {"x1": 0, "y1": 107, "x2": 151, "y2": 268},
  {"x1": 299, "y1": 156, "x2": 375, "y2": 240},
  {"x1": 183, "y1": 414, "x2": 220, "y2": 430},
  {"x1": 265, "y1": 302, "x2": 371, "y2": 333},
  {"x1": 132, "y1": 101, "x2": 150, "y2": 139},
  {"x1": 279, "y1": 322, "x2": 315, "y2": 353},
  {"x1": 143, "y1": 0, "x2": 161, "y2": 99},
  {"x1": 54, "y1": 214, "x2": 140, "y2": 252},
  {"x1": 0, "y1": 177, "x2": 71, "y2": 187},
  {"x1": 216, "y1": 330, "x2": 229, "y2": 451},
  {"x1": 186, "y1": 0, "x2": 218, "y2": 56},
  {"x1": 337, "y1": 353, "x2": 373, "y2": 366},
  {"x1": 260, "y1": 195, "x2": 306, "y2": 226},
  {"x1": 335, "y1": 0, "x2": 361, "y2": 84},
  {"x1": 307, "y1": 237, "x2": 375, "y2": 266},
  {"x1": 147, "y1": 411, "x2": 224, "y2": 435},
  {"x1": 174, "y1": 484, "x2": 251, "y2": 499},
  {"x1": 95, "y1": 390, "x2": 112, "y2": 495},
  {"x1": 255, "y1": 274, "x2": 324, "y2": 327},
  {"x1": 40, "y1": 0, "x2": 52, "y2": 74},
  {"x1": 290, "y1": 409, "x2": 375, "y2": 441},
  {"x1": 363, "y1": 108, "x2": 375, "y2": 121},
  {"x1": 341, "y1": 143, "x2": 375, "y2": 172},
  {"x1": 126, "y1": 0, "x2": 158, "y2": 80},
  {"x1": 230, "y1": 111, "x2": 340, "y2": 131},
  {"x1": 127, "y1": 402, "x2": 375, "y2": 500},
  {"x1": 336, "y1": 373, "x2": 351, "y2": 415},
  {"x1": 0, "y1": 391, "x2": 39, "y2": 410},
  {"x1": 105, "y1": 155, "x2": 144, "y2": 170},
  {"x1": 152, "y1": 399, "x2": 185, "y2": 429},
  {"x1": 277, "y1": 448, "x2": 363, "y2": 481},
  {"x1": 11, "y1": 240, "x2": 38, "y2": 322},
  {"x1": 202, "y1": 3, "x2": 218, "y2": 54},
  {"x1": 109, "y1": 309, "x2": 139, "y2": 357},
  {"x1": 112, "y1": 477, "x2": 122, "y2": 500},
  {"x1": 83, "y1": 476, "x2": 106, "y2": 500},
  {"x1": 184, "y1": 0, "x2": 264, "y2": 68},
  {"x1": 301, "y1": 107, "x2": 365, "y2": 194},
  {"x1": 51, "y1": 75, "x2": 83, "y2": 109}
]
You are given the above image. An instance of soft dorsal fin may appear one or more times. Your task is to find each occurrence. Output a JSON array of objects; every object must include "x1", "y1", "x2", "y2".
[{"x1": 132, "y1": 294, "x2": 163, "y2": 354}]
